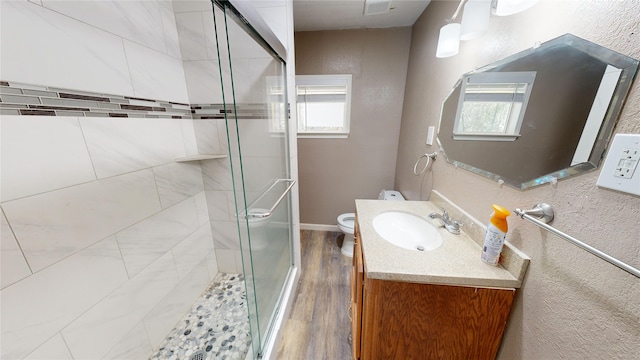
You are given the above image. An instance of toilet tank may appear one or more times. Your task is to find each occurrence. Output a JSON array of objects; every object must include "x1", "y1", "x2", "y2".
[{"x1": 378, "y1": 190, "x2": 405, "y2": 201}]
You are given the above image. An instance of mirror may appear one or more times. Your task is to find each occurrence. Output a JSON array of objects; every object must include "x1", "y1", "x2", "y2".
[{"x1": 438, "y1": 33, "x2": 639, "y2": 190}]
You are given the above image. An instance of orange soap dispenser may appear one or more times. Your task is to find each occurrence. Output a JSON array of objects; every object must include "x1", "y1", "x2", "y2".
[{"x1": 481, "y1": 204, "x2": 511, "y2": 266}]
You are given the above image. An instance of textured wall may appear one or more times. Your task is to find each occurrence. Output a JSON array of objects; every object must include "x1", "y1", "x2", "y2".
[
  {"x1": 295, "y1": 28, "x2": 412, "y2": 225},
  {"x1": 395, "y1": 1, "x2": 639, "y2": 358}
]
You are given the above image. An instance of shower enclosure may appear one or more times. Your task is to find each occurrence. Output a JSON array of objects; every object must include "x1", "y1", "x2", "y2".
[{"x1": 211, "y1": 1, "x2": 295, "y2": 358}]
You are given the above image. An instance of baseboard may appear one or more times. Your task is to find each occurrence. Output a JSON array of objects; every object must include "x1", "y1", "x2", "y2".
[{"x1": 300, "y1": 223, "x2": 339, "y2": 232}]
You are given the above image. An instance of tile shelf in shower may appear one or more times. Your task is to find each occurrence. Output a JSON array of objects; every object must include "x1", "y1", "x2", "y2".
[{"x1": 175, "y1": 154, "x2": 228, "y2": 162}]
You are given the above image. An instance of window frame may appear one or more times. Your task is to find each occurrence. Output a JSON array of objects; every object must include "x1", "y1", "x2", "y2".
[{"x1": 295, "y1": 74, "x2": 352, "y2": 138}]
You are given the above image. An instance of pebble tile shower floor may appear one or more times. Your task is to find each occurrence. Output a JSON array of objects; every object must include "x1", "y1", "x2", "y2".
[{"x1": 150, "y1": 273, "x2": 252, "y2": 360}]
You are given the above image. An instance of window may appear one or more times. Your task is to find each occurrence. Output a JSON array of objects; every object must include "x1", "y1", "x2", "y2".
[
  {"x1": 453, "y1": 71, "x2": 536, "y2": 141},
  {"x1": 296, "y1": 74, "x2": 352, "y2": 138}
]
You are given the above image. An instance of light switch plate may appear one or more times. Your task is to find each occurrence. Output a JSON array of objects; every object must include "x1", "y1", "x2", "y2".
[
  {"x1": 596, "y1": 134, "x2": 640, "y2": 196},
  {"x1": 426, "y1": 126, "x2": 435, "y2": 146}
]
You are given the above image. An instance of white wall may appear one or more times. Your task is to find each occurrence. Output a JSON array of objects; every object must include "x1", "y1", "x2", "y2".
[{"x1": 0, "y1": 1, "x2": 219, "y2": 358}]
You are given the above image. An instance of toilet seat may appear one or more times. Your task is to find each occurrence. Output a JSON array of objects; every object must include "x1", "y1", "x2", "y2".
[{"x1": 337, "y1": 213, "x2": 356, "y2": 234}]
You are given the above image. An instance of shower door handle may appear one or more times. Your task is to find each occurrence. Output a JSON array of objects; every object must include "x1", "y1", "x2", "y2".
[{"x1": 245, "y1": 179, "x2": 296, "y2": 219}]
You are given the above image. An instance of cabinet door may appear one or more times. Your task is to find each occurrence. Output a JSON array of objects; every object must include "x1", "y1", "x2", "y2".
[
  {"x1": 351, "y1": 237, "x2": 364, "y2": 360},
  {"x1": 361, "y1": 280, "x2": 516, "y2": 360}
]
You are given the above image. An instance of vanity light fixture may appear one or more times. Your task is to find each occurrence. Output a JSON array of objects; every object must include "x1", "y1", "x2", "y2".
[
  {"x1": 436, "y1": 0, "x2": 538, "y2": 58},
  {"x1": 436, "y1": 23, "x2": 462, "y2": 58},
  {"x1": 460, "y1": 0, "x2": 491, "y2": 41},
  {"x1": 435, "y1": 0, "x2": 465, "y2": 58},
  {"x1": 491, "y1": 0, "x2": 539, "y2": 16}
]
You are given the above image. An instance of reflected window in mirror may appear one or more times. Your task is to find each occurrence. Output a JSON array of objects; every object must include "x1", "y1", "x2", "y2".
[{"x1": 453, "y1": 72, "x2": 536, "y2": 141}]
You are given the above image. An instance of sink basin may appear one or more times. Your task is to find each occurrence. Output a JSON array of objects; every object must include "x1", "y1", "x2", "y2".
[{"x1": 372, "y1": 211, "x2": 443, "y2": 251}]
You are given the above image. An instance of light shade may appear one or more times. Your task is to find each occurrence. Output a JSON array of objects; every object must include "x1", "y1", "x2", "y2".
[
  {"x1": 436, "y1": 23, "x2": 461, "y2": 58},
  {"x1": 491, "y1": 0, "x2": 538, "y2": 16},
  {"x1": 460, "y1": 0, "x2": 491, "y2": 41}
]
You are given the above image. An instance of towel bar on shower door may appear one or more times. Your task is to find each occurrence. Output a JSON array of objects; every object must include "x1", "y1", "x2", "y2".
[{"x1": 242, "y1": 178, "x2": 296, "y2": 219}]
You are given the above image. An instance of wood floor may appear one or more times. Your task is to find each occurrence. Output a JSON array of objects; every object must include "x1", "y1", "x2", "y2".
[{"x1": 276, "y1": 230, "x2": 353, "y2": 360}]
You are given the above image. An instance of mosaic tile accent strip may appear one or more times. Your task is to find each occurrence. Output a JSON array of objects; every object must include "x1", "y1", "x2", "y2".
[
  {"x1": 0, "y1": 81, "x2": 272, "y2": 120},
  {"x1": 150, "y1": 273, "x2": 252, "y2": 360},
  {"x1": 0, "y1": 81, "x2": 192, "y2": 118},
  {"x1": 190, "y1": 104, "x2": 269, "y2": 120}
]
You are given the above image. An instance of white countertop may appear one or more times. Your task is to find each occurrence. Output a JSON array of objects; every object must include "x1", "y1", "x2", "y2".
[{"x1": 356, "y1": 199, "x2": 525, "y2": 288}]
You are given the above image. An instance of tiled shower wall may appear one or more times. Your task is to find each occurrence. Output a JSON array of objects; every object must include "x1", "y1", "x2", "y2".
[{"x1": 0, "y1": 1, "x2": 244, "y2": 359}]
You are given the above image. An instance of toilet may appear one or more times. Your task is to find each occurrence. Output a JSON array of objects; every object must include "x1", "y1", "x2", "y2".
[
  {"x1": 338, "y1": 190, "x2": 405, "y2": 257},
  {"x1": 245, "y1": 208, "x2": 271, "y2": 251}
]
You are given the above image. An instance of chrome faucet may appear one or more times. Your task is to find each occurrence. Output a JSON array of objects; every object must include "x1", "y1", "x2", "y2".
[{"x1": 429, "y1": 208, "x2": 461, "y2": 235}]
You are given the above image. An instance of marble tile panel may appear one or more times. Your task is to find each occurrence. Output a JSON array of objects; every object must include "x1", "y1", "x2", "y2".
[
  {"x1": 0, "y1": 1, "x2": 134, "y2": 97},
  {"x1": 103, "y1": 322, "x2": 153, "y2": 360},
  {"x1": 181, "y1": 119, "x2": 199, "y2": 156},
  {"x1": 172, "y1": 224, "x2": 215, "y2": 279},
  {"x1": 206, "y1": 250, "x2": 220, "y2": 280},
  {"x1": 225, "y1": 58, "x2": 252, "y2": 103},
  {"x1": 249, "y1": 58, "x2": 282, "y2": 102},
  {"x1": 203, "y1": 8, "x2": 222, "y2": 60},
  {"x1": 236, "y1": 118, "x2": 286, "y2": 158},
  {"x1": 226, "y1": 18, "x2": 269, "y2": 61},
  {"x1": 215, "y1": 249, "x2": 239, "y2": 274},
  {"x1": 116, "y1": 197, "x2": 201, "y2": 278},
  {"x1": 183, "y1": 60, "x2": 225, "y2": 104},
  {"x1": 42, "y1": 0, "x2": 167, "y2": 53},
  {"x1": 153, "y1": 162, "x2": 204, "y2": 209},
  {"x1": 240, "y1": 155, "x2": 286, "y2": 194},
  {"x1": 80, "y1": 117, "x2": 186, "y2": 178},
  {"x1": 1, "y1": 208, "x2": 31, "y2": 289},
  {"x1": 143, "y1": 260, "x2": 211, "y2": 349},
  {"x1": 173, "y1": 0, "x2": 213, "y2": 13},
  {"x1": 159, "y1": 3, "x2": 187, "y2": 59},
  {"x1": 123, "y1": 39, "x2": 189, "y2": 104},
  {"x1": 24, "y1": 333, "x2": 73, "y2": 360},
  {"x1": 194, "y1": 119, "x2": 223, "y2": 155},
  {"x1": 175, "y1": 12, "x2": 207, "y2": 61},
  {"x1": 0, "y1": 237, "x2": 128, "y2": 359},
  {"x1": 234, "y1": 250, "x2": 245, "y2": 275},
  {"x1": 2, "y1": 170, "x2": 161, "y2": 272},
  {"x1": 1, "y1": 116, "x2": 96, "y2": 202},
  {"x1": 217, "y1": 119, "x2": 230, "y2": 152},
  {"x1": 195, "y1": 192, "x2": 211, "y2": 226},
  {"x1": 201, "y1": 156, "x2": 234, "y2": 191},
  {"x1": 205, "y1": 190, "x2": 232, "y2": 221},
  {"x1": 211, "y1": 220, "x2": 241, "y2": 250},
  {"x1": 61, "y1": 252, "x2": 179, "y2": 360},
  {"x1": 172, "y1": 0, "x2": 213, "y2": 13}
]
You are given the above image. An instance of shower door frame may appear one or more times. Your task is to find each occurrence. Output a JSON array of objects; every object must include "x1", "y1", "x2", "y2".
[{"x1": 211, "y1": 1, "x2": 301, "y2": 359}]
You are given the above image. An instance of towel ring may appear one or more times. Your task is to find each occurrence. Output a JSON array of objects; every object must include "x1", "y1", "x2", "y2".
[{"x1": 413, "y1": 152, "x2": 437, "y2": 176}]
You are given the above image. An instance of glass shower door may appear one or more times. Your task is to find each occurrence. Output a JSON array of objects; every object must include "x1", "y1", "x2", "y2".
[{"x1": 212, "y1": 2, "x2": 294, "y2": 358}]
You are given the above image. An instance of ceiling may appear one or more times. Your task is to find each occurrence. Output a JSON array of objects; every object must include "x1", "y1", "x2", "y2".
[{"x1": 292, "y1": 0, "x2": 432, "y2": 32}]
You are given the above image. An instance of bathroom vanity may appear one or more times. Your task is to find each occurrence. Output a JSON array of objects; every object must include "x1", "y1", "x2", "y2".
[{"x1": 350, "y1": 199, "x2": 529, "y2": 360}]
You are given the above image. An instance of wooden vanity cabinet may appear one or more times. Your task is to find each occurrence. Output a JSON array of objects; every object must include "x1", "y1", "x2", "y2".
[
  {"x1": 351, "y1": 222, "x2": 516, "y2": 360},
  {"x1": 351, "y1": 217, "x2": 364, "y2": 360}
]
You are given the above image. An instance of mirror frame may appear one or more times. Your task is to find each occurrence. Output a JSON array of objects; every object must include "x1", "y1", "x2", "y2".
[{"x1": 437, "y1": 34, "x2": 639, "y2": 190}]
